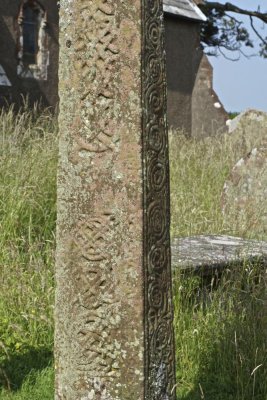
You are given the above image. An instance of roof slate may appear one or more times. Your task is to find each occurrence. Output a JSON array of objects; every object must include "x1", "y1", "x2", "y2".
[{"x1": 163, "y1": 0, "x2": 207, "y2": 21}]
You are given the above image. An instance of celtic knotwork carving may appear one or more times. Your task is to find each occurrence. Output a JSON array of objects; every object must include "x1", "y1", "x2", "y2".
[
  {"x1": 68, "y1": 212, "x2": 120, "y2": 378},
  {"x1": 70, "y1": 0, "x2": 119, "y2": 157},
  {"x1": 73, "y1": 213, "x2": 115, "y2": 262},
  {"x1": 142, "y1": 0, "x2": 176, "y2": 398}
]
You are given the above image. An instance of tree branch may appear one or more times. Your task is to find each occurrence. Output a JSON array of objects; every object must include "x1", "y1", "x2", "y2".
[
  {"x1": 250, "y1": 16, "x2": 267, "y2": 45},
  {"x1": 200, "y1": 2, "x2": 267, "y2": 24}
]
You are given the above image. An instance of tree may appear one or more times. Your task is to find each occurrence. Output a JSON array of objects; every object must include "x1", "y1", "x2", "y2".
[{"x1": 198, "y1": 1, "x2": 267, "y2": 59}]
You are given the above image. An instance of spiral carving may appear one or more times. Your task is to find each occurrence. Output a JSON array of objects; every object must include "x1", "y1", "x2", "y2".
[
  {"x1": 148, "y1": 158, "x2": 166, "y2": 192},
  {"x1": 148, "y1": 201, "x2": 167, "y2": 240},
  {"x1": 142, "y1": 0, "x2": 176, "y2": 398},
  {"x1": 149, "y1": 245, "x2": 167, "y2": 272},
  {"x1": 147, "y1": 87, "x2": 164, "y2": 114},
  {"x1": 148, "y1": 121, "x2": 166, "y2": 152}
]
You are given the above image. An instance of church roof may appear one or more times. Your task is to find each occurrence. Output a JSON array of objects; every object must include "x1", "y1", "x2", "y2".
[{"x1": 163, "y1": 0, "x2": 207, "y2": 21}]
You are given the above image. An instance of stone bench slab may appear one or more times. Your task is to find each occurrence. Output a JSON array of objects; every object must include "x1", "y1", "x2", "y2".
[{"x1": 171, "y1": 235, "x2": 267, "y2": 275}]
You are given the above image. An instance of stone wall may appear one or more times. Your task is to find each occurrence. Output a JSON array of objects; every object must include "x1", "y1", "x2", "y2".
[
  {"x1": 165, "y1": 13, "x2": 228, "y2": 138},
  {"x1": 192, "y1": 54, "x2": 228, "y2": 138},
  {"x1": 165, "y1": 14, "x2": 201, "y2": 134}
]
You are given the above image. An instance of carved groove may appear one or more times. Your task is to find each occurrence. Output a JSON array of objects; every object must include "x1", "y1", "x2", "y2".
[
  {"x1": 142, "y1": 0, "x2": 176, "y2": 398},
  {"x1": 71, "y1": 0, "x2": 119, "y2": 157},
  {"x1": 70, "y1": 213, "x2": 120, "y2": 378}
]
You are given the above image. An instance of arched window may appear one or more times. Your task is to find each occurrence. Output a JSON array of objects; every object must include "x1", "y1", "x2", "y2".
[
  {"x1": 17, "y1": 0, "x2": 49, "y2": 80},
  {"x1": 22, "y1": 3, "x2": 39, "y2": 64}
]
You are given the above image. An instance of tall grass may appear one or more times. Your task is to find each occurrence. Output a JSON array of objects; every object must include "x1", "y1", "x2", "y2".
[
  {"x1": 170, "y1": 130, "x2": 267, "y2": 399},
  {"x1": 0, "y1": 109, "x2": 266, "y2": 399},
  {"x1": 173, "y1": 261, "x2": 267, "y2": 399},
  {"x1": 0, "y1": 106, "x2": 57, "y2": 398},
  {"x1": 170, "y1": 131, "x2": 267, "y2": 240}
]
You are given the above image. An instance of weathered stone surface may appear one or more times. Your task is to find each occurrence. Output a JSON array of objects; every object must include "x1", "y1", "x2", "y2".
[
  {"x1": 171, "y1": 235, "x2": 267, "y2": 275},
  {"x1": 227, "y1": 109, "x2": 267, "y2": 155},
  {"x1": 55, "y1": 1, "x2": 176, "y2": 399},
  {"x1": 222, "y1": 143, "x2": 267, "y2": 236},
  {"x1": 228, "y1": 109, "x2": 267, "y2": 134}
]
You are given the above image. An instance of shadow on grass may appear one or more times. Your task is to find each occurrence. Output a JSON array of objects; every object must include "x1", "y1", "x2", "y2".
[
  {"x1": 174, "y1": 266, "x2": 267, "y2": 400},
  {"x1": 180, "y1": 324, "x2": 267, "y2": 400},
  {"x1": 0, "y1": 347, "x2": 53, "y2": 392}
]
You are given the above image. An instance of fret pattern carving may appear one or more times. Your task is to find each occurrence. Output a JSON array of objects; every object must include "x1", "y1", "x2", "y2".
[{"x1": 142, "y1": 0, "x2": 176, "y2": 398}]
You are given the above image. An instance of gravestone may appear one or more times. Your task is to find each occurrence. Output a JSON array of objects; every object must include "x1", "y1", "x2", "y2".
[
  {"x1": 222, "y1": 143, "x2": 267, "y2": 236},
  {"x1": 55, "y1": 1, "x2": 176, "y2": 399},
  {"x1": 171, "y1": 234, "x2": 267, "y2": 307},
  {"x1": 172, "y1": 235, "x2": 267, "y2": 275},
  {"x1": 227, "y1": 109, "x2": 267, "y2": 158}
]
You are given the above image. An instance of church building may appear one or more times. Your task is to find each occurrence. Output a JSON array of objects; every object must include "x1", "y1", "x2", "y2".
[{"x1": 0, "y1": 0, "x2": 228, "y2": 137}]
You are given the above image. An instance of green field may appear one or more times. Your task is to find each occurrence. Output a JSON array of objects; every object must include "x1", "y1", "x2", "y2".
[{"x1": 0, "y1": 108, "x2": 266, "y2": 399}]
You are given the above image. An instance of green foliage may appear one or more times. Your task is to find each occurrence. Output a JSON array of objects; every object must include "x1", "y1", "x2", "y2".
[
  {"x1": 199, "y1": 2, "x2": 267, "y2": 59},
  {"x1": 0, "y1": 367, "x2": 54, "y2": 400},
  {"x1": 228, "y1": 111, "x2": 239, "y2": 119},
  {"x1": 0, "y1": 106, "x2": 57, "y2": 398},
  {"x1": 200, "y1": 6, "x2": 252, "y2": 56}
]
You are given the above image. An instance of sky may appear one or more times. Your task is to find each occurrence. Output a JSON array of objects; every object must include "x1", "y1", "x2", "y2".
[{"x1": 206, "y1": 0, "x2": 267, "y2": 113}]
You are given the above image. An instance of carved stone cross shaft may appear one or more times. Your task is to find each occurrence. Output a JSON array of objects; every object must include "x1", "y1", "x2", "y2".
[{"x1": 55, "y1": 0, "x2": 176, "y2": 398}]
